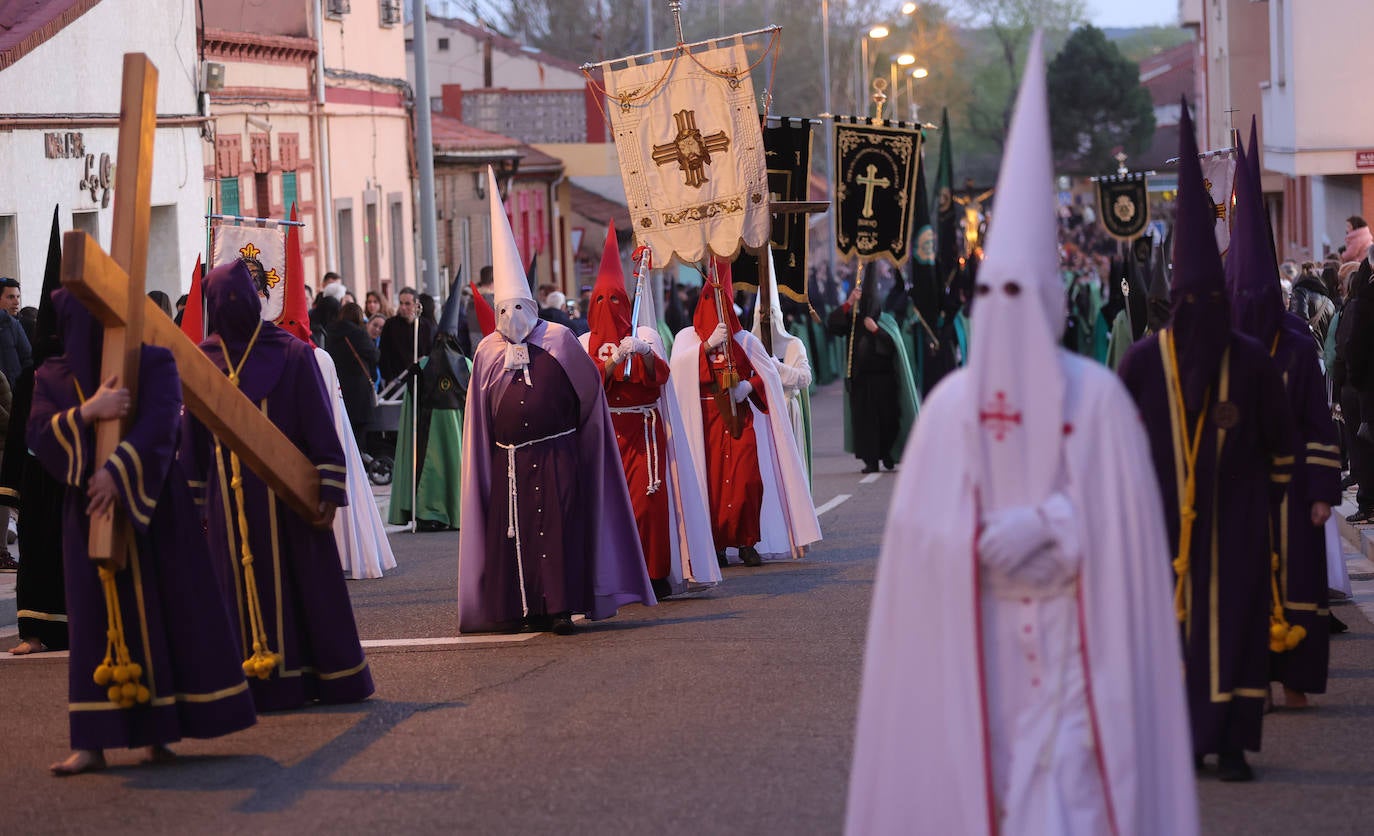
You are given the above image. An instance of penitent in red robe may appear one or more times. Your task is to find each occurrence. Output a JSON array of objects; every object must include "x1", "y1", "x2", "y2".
[
  {"x1": 698, "y1": 343, "x2": 768, "y2": 549},
  {"x1": 596, "y1": 348, "x2": 672, "y2": 580}
]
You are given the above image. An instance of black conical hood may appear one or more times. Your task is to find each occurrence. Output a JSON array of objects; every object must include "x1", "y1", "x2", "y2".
[{"x1": 34, "y1": 206, "x2": 63, "y2": 366}]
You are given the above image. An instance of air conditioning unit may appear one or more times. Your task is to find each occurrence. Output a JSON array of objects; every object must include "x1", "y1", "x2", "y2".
[
  {"x1": 379, "y1": 0, "x2": 402, "y2": 27},
  {"x1": 326, "y1": 0, "x2": 350, "y2": 19}
]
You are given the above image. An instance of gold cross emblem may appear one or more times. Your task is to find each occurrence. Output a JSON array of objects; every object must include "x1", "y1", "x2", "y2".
[
  {"x1": 855, "y1": 164, "x2": 891, "y2": 218},
  {"x1": 239, "y1": 241, "x2": 261, "y2": 260},
  {"x1": 652, "y1": 109, "x2": 730, "y2": 189}
]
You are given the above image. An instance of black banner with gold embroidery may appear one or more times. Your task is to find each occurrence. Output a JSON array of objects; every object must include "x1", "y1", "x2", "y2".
[
  {"x1": 732, "y1": 118, "x2": 814, "y2": 301},
  {"x1": 834, "y1": 119, "x2": 922, "y2": 266},
  {"x1": 1097, "y1": 173, "x2": 1150, "y2": 240}
]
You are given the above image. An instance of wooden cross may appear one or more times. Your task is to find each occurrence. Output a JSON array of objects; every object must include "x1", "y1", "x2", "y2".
[
  {"x1": 856, "y1": 164, "x2": 890, "y2": 219},
  {"x1": 61, "y1": 54, "x2": 320, "y2": 567}
]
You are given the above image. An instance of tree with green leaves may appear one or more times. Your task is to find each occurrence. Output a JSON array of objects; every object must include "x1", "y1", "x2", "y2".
[
  {"x1": 957, "y1": 0, "x2": 1086, "y2": 151},
  {"x1": 1046, "y1": 25, "x2": 1155, "y2": 174}
]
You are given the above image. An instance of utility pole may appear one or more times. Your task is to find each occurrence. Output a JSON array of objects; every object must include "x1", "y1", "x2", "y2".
[{"x1": 412, "y1": 0, "x2": 441, "y2": 296}]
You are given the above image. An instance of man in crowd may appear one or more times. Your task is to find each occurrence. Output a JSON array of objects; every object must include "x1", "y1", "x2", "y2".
[{"x1": 379, "y1": 287, "x2": 435, "y2": 383}]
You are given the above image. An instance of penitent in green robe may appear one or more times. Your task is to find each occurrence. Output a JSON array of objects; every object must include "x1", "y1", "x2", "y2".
[
  {"x1": 388, "y1": 356, "x2": 467, "y2": 529},
  {"x1": 841, "y1": 311, "x2": 921, "y2": 462}
]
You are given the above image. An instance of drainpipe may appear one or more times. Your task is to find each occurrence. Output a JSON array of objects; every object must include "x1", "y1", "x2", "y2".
[{"x1": 315, "y1": 1, "x2": 337, "y2": 273}]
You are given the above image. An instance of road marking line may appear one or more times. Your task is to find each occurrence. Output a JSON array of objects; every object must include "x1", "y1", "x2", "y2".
[
  {"x1": 815, "y1": 494, "x2": 851, "y2": 516},
  {"x1": 361, "y1": 634, "x2": 539, "y2": 648},
  {"x1": 860, "y1": 473, "x2": 881, "y2": 484},
  {"x1": 0, "y1": 649, "x2": 69, "y2": 661}
]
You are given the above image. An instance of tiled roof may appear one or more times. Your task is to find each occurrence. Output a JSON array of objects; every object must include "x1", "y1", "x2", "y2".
[
  {"x1": 427, "y1": 14, "x2": 584, "y2": 75},
  {"x1": 431, "y1": 114, "x2": 524, "y2": 157},
  {"x1": 567, "y1": 181, "x2": 630, "y2": 230},
  {"x1": 0, "y1": 0, "x2": 101, "y2": 71}
]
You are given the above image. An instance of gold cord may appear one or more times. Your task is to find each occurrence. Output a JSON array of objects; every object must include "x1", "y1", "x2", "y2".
[{"x1": 1162, "y1": 329, "x2": 1210, "y2": 625}]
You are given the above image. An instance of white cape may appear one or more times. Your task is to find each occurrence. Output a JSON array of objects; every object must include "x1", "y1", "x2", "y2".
[
  {"x1": 846, "y1": 353, "x2": 1197, "y2": 836},
  {"x1": 579, "y1": 326, "x2": 721, "y2": 591},
  {"x1": 314, "y1": 348, "x2": 397, "y2": 580},
  {"x1": 669, "y1": 327, "x2": 821, "y2": 558}
]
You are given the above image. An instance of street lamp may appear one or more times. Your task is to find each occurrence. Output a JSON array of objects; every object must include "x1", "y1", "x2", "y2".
[
  {"x1": 906, "y1": 66, "x2": 929, "y2": 122},
  {"x1": 901, "y1": 2, "x2": 917, "y2": 14},
  {"x1": 858, "y1": 25, "x2": 890, "y2": 115},
  {"x1": 890, "y1": 53, "x2": 916, "y2": 117}
]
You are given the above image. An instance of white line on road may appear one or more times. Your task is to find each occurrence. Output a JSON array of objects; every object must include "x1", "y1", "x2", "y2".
[
  {"x1": 815, "y1": 494, "x2": 851, "y2": 516},
  {"x1": 360, "y1": 634, "x2": 539, "y2": 648},
  {"x1": 860, "y1": 473, "x2": 881, "y2": 484}
]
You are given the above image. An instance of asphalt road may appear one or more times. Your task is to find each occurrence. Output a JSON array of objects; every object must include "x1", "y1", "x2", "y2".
[{"x1": 2, "y1": 381, "x2": 1373, "y2": 834}]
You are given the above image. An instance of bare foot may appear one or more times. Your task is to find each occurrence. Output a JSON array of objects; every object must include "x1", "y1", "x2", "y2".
[
  {"x1": 1284, "y1": 688, "x2": 1311, "y2": 709},
  {"x1": 50, "y1": 750, "x2": 106, "y2": 776},
  {"x1": 9, "y1": 639, "x2": 49, "y2": 655},
  {"x1": 142, "y1": 745, "x2": 176, "y2": 765}
]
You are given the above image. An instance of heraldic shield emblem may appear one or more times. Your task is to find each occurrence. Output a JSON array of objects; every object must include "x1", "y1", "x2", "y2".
[{"x1": 1096, "y1": 173, "x2": 1150, "y2": 240}]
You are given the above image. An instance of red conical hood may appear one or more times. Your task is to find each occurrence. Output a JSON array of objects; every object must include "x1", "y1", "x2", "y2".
[
  {"x1": 181, "y1": 255, "x2": 204, "y2": 343},
  {"x1": 278, "y1": 204, "x2": 313, "y2": 345},
  {"x1": 588, "y1": 225, "x2": 632, "y2": 355},
  {"x1": 470, "y1": 281, "x2": 496, "y2": 336},
  {"x1": 692, "y1": 257, "x2": 745, "y2": 340}
]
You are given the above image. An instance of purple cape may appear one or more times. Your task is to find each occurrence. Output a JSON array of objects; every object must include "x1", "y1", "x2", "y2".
[{"x1": 458, "y1": 319, "x2": 654, "y2": 631}]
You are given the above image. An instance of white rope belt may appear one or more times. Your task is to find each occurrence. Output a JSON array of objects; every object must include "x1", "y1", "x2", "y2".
[
  {"x1": 610, "y1": 405, "x2": 662, "y2": 495},
  {"x1": 495, "y1": 426, "x2": 577, "y2": 615}
]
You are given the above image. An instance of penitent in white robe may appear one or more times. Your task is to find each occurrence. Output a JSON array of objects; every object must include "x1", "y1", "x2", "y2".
[
  {"x1": 315, "y1": 349, "x2": 397, "y2": 579},
  {"x1": 846, "y1": 353, "x2": 1197, "y2": 836}
]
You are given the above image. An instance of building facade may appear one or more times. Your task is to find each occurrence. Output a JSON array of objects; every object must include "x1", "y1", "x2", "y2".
[{"x1": 0, "y1": 0, "x2": 207, "y2": 305}]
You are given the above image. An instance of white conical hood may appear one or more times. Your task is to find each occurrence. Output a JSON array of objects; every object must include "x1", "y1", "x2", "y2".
[
  {"x1": 967, "y1": 31, "x2": 1065, "y2": 513},
  {"x1": 487, "y1": 166, "x2": 537, "y2": 342},
  {"x1": 750, "y1": 250, "x2": 791, "y2": 359}
]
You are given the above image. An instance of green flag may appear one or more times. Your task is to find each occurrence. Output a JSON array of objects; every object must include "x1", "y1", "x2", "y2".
[{"x1": 934, "y1": 108, "x2": 958, "y2": 288}]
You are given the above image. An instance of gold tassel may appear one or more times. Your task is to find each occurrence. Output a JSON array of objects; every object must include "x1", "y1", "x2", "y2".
[
  {"x1": 93, "y1": 566, "x2": 150, "y2": 707},
  {"x1": 222, "y1": 322, "x2": 278, "y2": 680},
  {"x1": 1269, "y1": 552, "x2": 1306, "y2": 653}
]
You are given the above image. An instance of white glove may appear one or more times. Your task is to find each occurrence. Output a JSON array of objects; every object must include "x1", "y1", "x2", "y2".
[
  {"x1": 620, "y1": 335, "x2": 652, "y2": 356},
  {"x1": 730, "y1": 381, "x2": 753, "y2": 403},
  {"x1": 977, "y1": 493, "x2": 1080, "y2": 588},
  {"x1": 607, "y1": 344, "x2": 627, "y2": 366},
  {"x1": 706, "y1": 322, "x2": 729, "y2": 350}
]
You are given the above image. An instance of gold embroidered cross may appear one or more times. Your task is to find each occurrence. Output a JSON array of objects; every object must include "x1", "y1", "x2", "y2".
[
  {"x1": 652, "y1": 110, "x2": 730, "y2": 189},
  {"x1": 856, "y1": 164, "x2": 891, "y2": 218}
]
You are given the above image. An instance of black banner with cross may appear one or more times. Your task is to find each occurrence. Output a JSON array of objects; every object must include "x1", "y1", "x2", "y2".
[
  {"x1": 1096, "y1": 173, "x2": 1150, "y2": 240},
  {"x1": 834, "y1": 120, "x2": 922, "y2": 266},
  {"x1": 732, "y1": 117, "x2": 814, "y2": 301}
]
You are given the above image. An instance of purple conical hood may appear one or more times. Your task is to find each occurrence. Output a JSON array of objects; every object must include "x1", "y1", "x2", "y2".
[
  {"x1": 1225, "y1": 131, "x2": 1283, "y2": 343},
  {"x1": 1170, "y1": 98, "x2": 1231, "y2": 411}
]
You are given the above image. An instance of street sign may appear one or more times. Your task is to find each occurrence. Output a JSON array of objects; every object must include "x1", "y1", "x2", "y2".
[{"x1": 1357, "y1": 149, "x2": 1374, "y2": 169}]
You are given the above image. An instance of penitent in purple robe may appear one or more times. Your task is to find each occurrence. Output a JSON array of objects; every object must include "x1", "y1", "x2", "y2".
[
  {"x1": 30, "y1": 292, "x2": 256, "y2": 751},
  {"x1": 459, "y1": 319, "x2": 654, "y2": 632},
  {"x1": 1269, "y1": 317, "x2": 1342, "y2": 694},
  {"x1": 1120, "y1": 332, "x2": 1296, "y2": 755},
  {"x1": 184, "y1": 261, "x2": 373, "y2": 711}
]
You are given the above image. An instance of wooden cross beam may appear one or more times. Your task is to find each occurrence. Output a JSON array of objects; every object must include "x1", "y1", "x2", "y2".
[{"x1": 61, "y1": 54, "x2": 319, "y2": 566}]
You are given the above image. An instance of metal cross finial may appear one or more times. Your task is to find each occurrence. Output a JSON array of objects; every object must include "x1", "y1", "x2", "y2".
[
  {"x1": 871, "y1": 77, "x2": 889, "y2": 122},
  {"x1": 669, "y1": 0, "x2": 685, "y2": 44}
]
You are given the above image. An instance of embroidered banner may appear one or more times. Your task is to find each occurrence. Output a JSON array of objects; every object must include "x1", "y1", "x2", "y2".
[
  {"x1": 834, "y1": 121, "x2": 921, "y2": 266},
  {"x1": 732, "y1": 117, "x2": 813, "y2": 301},
  {"x1": 1096, "y1": 173, "x2": 1150, "y2": 240},
  {"x1": 1200, "y1": 152, "x2": 1237, "y2": 255},
  {"x1": 600, "y1": 41, "x2": 770, "y2": 266},
  {"x1": 211, "y1": 223, "x2": 287, "y2": 321}
]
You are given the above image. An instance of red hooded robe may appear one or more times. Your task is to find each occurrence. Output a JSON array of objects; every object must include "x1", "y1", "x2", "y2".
[
  {"x1": 586, "y1": 228, "x2": 673, "y2": 580},
  {"x1": 694, "y1": 259, "x2": 768, "y2": 549}
]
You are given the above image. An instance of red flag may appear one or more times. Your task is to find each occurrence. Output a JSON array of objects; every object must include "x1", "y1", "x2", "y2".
[
  {"x1": 181, "y1": 255, "x2": 204, "y2": 343},
  {"x1": 470, "y1": 280, "x2": 495, "y2": 336},
  {"x1": 278, "y1": 203, "x2": 314, "y2": 346}
]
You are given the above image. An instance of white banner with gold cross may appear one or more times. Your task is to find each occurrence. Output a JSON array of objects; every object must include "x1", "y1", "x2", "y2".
[
  {"x1": 211, "y1": 222, "x2": 287, "y2": 321},
  {"x1": 600, "y1": 41, "x2": 770, "y2": 266}
]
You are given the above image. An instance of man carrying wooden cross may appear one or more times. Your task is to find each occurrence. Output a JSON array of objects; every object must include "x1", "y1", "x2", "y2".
[{"x1": 61, "y1": 53, "x2": 372, "y2": 718}]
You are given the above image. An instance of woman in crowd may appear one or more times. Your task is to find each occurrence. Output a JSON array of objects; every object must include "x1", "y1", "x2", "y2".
[
  {"x1": 1343, "y1": 216, "x2": 1372, "y2": 263},
  {"x1": 326, "y1": 302, "x2": 379, "y2": 447}
]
